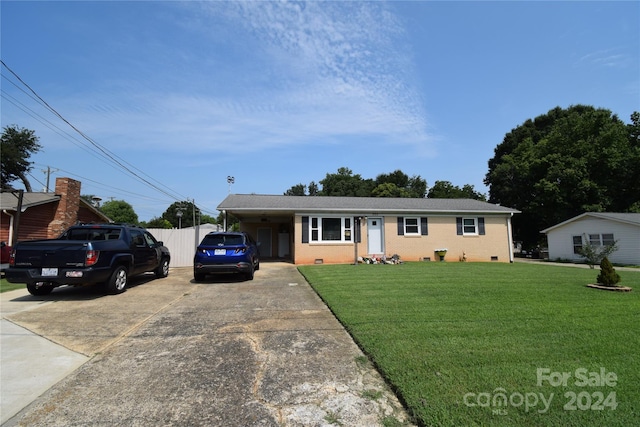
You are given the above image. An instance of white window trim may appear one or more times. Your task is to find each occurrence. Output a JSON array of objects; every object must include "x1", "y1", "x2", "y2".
[
  {"x1": 462, "y1": 217, "x2": 478, "y2": 235},
  {"x1": 309, "y1": 216, "x2": 353, "y2": 243},
  {"x1": 404, "y1": 217, "x2": 421, "y2": 235}
]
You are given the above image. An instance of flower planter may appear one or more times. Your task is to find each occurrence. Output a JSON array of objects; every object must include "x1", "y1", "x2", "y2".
[{"x1": 435, "y1": 249, "x2": 448, "y2": 262}]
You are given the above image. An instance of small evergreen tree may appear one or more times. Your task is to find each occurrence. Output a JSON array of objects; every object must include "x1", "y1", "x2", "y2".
[{"x1": 596, "y1": 257, "x2": 621, "y2": 287}]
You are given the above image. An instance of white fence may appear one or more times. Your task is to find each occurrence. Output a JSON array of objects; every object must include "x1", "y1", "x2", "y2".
[{"x1": 147, "y1": 224, "x2": 222, "y2": 267}]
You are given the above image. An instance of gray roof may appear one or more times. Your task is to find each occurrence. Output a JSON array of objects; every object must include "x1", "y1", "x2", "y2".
[
  {"x1": 0, "y1": 191, "x2": 60, "y2": 210},
  {"x1": 0, "y1": 190, "x2": 111, "y2": 221},
  {"x1": 542, "y1": 212, "x2": 640, "y2": 232},
  {"x1": 217, "y1": 194, "x2": 519, "y2": 215}
]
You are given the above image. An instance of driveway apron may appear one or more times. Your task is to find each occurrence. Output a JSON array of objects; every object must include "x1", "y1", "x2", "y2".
[{"x1": 2, "y1": 263, "x2": 411, "y2": 426}]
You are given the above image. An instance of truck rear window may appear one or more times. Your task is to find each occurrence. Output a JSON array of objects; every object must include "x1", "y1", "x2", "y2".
[{"x1": 64, "y1": 228, "x2": 122, "y2": 241}]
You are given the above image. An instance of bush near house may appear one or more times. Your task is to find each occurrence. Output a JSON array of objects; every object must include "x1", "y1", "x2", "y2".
[
  {"x1": 299, "y1": 262, "x2": 640, "y2": 427},
  {"x1": 597, "y1": 257, "x2": 621, "y2": 287}
]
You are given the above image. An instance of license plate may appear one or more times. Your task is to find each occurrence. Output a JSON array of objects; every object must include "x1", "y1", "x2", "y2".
[
  {"x1": 42, "y1": 268, "x2": 58, "y2": 277},
  {"x1": 214, "y1": 249, "x2": 226, "y2": 255}
]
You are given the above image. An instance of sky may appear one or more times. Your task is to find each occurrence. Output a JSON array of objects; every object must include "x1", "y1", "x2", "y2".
[{"x1": 1, "y1": 1, "x2": 638, "y2": 222}]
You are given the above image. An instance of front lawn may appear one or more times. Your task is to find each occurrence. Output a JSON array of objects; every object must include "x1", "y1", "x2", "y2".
[
  {"x1": 298, "y1": 262, "x2": 640, "y2": 427},
  {"x1": 0, "y1": 276, "x2": 24, "y2": 293}
]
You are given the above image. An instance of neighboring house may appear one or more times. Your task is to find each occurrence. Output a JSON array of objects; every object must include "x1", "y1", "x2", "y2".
[
  {"x1": 0, "y1": 177, "x2": 111, "y2": 245},
  {"x1": 217, "y1": 194, "x2": 520, "y2": 265},
  {"x1": 541, "y1": 212, "x2": 640, "y2": 266}
]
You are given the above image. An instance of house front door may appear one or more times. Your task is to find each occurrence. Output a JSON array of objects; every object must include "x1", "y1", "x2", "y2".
[
  {"x1": 257, "y1": 227, "x2": 272, "y2": 257},
  {"x1": 367, "y1": 217, "x2": 384, "y2": 255}
]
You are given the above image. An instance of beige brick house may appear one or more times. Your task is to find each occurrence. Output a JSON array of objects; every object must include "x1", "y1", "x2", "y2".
[{"x1": 217, "y1": 194, "x2": 520, "y2": 264}]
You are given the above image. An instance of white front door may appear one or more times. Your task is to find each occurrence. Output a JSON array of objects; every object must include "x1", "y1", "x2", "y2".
[{"x1": 367, "y1": 218, "x2": 384, "y2": 255}]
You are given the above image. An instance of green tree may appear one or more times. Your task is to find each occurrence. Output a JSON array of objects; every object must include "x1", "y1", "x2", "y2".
[
  {"x1": 100, "y1": 200, "x2": 139, "y2": 224},
  {"x1": 485, "y1": 105, "x2": 640, "y2": 248},
  {"x1": 427, "y1": 181, "x2": 486, "y2": 200},
  {"x1": 577, "y1": 235, "x2": 619, "y2": 269},
  {"x1": 374, "y1": 170, "x2": 427, "y2": 198},
  {"x1": 163, "y1": 201, "x2": 201, "y2": 228},
  {"x1": 319, "y1": 167, "x2": 374, "y2": 197},
  {"x1": 596, "y1": 257, "x2": 621, "y2": 287},
  {"x1": 1, "y1": 125, "x2": 42, "y2": 191},
  {"x1": 284, "y1": 183, "x2": 306, "y2": 196},
  {"x1": 144, "y1": 217, "x2": 173, "y2": 229}
]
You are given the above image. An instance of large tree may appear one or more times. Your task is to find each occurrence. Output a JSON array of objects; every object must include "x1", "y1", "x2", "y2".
[
  {"x1": 1, "y1": 125, "x2": 42, "y2": 191},
  {"x1": 100, "y1": 200, "x2": 139, "y2": 225},
  {"x1": 485, "y1": 105, "x2": 640, "y2": 248},
  {"x1": 162, "y1": 201, "x2": 201, "y2": 228},
  {"x1": 427, "y1": 181, "x2": 486, "y2": 200}
]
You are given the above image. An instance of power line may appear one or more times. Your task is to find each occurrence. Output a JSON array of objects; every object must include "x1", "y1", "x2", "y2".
[{"x1": 1, "y1": 60, "x2": 189, "y2": 203}]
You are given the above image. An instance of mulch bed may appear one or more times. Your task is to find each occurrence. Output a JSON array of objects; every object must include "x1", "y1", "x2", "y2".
[{"x1": 586, "y1": 283, "x2": 633, "y2": 292}]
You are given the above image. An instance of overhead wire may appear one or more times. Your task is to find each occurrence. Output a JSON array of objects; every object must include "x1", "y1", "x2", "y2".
[{"x1": 1, "y1": 60, "x2": 191, "y2": 204}]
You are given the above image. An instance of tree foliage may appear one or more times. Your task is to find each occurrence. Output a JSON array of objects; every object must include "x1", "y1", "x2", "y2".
[
  {"x1": 143, "y1": 217, "x2": 173, "y2": 229},
  {"x1": 1, "y1": 125, "x2": 42, "y2": 191},
  {"x1": 162, "y1": 201, "x2": 201, "y2": 228},
  {"x1": 485, "y1": 105, "x2": 640, "y2": 248},
  {"x1": 100, "y1": 200, "x2": 139, "y2": 225},
  {"x1": 577, "y1": 235, "x2": 619, "y2": 269},
  {"x1": 284, "y1": 168, "x2": 427, "y2": 198},
  {"x1": 596, "y1": 257, "x2": 621, "y2": 287},
  {"x1": 427, "y1": 181, "x2": 486, "y2": 200}
]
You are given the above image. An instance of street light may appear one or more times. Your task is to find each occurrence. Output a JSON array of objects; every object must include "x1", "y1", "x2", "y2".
[{"x1": 227, "y1": 176, "x2": 235, "y2": 194}]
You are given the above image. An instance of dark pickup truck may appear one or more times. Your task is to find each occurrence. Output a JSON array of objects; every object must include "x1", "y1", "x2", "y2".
[{"x1": 4, "y1": 224, "x2": 170, "y2": 296}]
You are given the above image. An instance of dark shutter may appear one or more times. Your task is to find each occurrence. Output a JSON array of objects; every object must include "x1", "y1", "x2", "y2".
[
  {"x1": 397, "y1": 217, "x2": 404, "y2": 235},
  {"x1": 478, "y1": 217, "x2": 486, "y2": 235},
  {"x1": 456, "y1": 217, "x2": 463, "y2": 235},
  {"x1": 421, "y1": 217, "x2": 428, "y2": 235},
  {"x1": 354, "y1": 217, "x2": 361, "y2": 243},
  {"x1": 302, "y1": 216, "x2": 309, "y2": 243}
]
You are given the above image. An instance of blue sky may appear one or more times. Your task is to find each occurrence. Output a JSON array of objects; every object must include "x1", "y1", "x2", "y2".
[{"x1": 2, "y1": 1, "x2": 638, "y2": 221}]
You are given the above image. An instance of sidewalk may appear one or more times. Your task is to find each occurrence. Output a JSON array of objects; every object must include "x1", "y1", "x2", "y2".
[{"x1": 1, "y1": 289, "x2": 89, "y2": 425}]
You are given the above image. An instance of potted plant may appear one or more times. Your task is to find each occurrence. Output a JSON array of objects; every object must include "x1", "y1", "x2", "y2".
[{"x1": 435, "y1": 248, "x2": 448, "y2": 262}]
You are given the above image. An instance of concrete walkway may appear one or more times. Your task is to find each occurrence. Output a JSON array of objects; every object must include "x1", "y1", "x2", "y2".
[{"x1": 1, "y1": 264, "x2": 412, "y2": 426}]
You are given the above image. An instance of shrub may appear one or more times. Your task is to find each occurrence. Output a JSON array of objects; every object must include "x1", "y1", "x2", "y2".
[{"x1": 596, "y1": 257, "x2": 621, "y2": 287}]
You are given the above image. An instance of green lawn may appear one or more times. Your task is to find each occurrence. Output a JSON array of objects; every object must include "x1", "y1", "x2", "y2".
[
  {"x1": 0, "y1": 276, "x2": 24, "y2": 293},
  {"x1": 298, "y1": 262, "x2": 640, "y2": 427}
]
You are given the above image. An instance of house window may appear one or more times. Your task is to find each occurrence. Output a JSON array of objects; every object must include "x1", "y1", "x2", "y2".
[
  {"x1": 602, "y1": 233, "x2": 615, "y2": 246},
  {"x1": 405, "y1": 217, "x2": 420, "y2": 235},
  {"x1": 572, "y1": 235, "x2": 583, "y2": 254},
  {"x1": 308, "y1": 216, "x2": 353, "y2": 243},
  {"x1": 587, "y1": 233, "x2": 615, "y2": 247},
  {"x1": 463, "y1": 218, "x2": 478, "y2": 235}
]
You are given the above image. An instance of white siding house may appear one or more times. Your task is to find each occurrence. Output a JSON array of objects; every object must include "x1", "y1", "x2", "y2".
[{"x1": 541, "y1": 213, "x2": 640, "y2": 265}]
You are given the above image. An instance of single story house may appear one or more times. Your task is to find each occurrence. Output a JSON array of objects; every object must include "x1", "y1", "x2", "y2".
[
  {"x1": 217, "y1": 194, "x2": 520, "y2": 264},
  {"x1": 541, "y1": 212, "x2": 640, "y2": 266},
  {"x1": 1, "y1": 177, "x2": 111, "y2": 245}
]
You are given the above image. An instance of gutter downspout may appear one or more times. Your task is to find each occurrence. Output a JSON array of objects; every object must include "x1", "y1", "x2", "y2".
[{"x1": 507, "y1": 212, "x2": 514, "y2": 263}]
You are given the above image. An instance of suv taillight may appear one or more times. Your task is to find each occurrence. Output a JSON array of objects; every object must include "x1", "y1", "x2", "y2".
[
  {"x1": 234, "y1": 247, "x2": 247, "y2": 254},
  {"x1": 86, "y1": 250, "x2": 99, "y2": 266}
]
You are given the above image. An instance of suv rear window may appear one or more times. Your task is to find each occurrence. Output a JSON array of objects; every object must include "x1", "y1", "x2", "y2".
[{"x1": 201, "y1": 234, "x2": 244, "y2": 246}]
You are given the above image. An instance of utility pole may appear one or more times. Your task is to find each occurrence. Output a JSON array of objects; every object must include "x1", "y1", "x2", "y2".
[{"x1": 42, "y1": 166, "x2": 59, "y2": 192}]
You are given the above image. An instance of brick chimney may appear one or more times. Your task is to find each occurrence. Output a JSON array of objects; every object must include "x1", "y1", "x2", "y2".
[{"x1": 48, "y1": 177, "x2": 82, "y2": 237}]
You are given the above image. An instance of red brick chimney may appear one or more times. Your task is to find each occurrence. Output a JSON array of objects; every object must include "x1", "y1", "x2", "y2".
[{"x1": 48, "y1": 177, "x2": 82, "y2": 237}]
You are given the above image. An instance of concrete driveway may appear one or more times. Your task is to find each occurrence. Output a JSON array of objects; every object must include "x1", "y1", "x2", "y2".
[{"x1": 1, "y1": 263, "x2": 412, "y2": 426}]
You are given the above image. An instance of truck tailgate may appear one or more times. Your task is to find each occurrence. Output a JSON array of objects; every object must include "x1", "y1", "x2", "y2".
[{"x1": 12, "y1": 241, "x2": 89, "y2": 268}]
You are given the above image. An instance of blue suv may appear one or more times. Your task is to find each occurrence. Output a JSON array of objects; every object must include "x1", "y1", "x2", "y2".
[{"x1": 193, "y1": 232, "x2": 260, "y2": 281}]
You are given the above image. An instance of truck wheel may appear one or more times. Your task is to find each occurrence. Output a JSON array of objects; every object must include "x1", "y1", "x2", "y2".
[
  {"x1": 27, "y1": 282, "x2": 54, "y2": 296},
  {"x1": 155, "y1": 258, "x2": 169, "y2": 278},
  {"x1": 105, "y1": 266, "x2": 128, "y2": 294}
]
